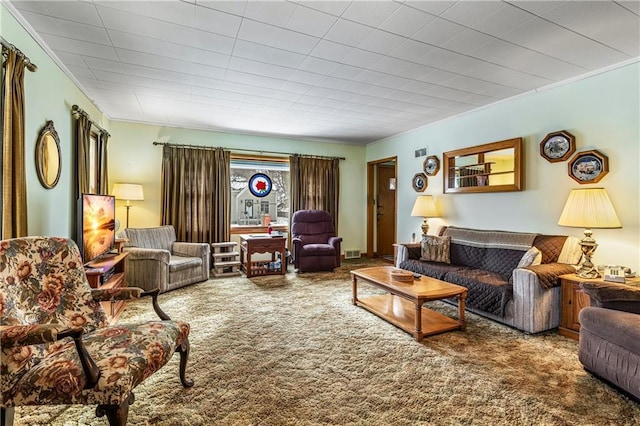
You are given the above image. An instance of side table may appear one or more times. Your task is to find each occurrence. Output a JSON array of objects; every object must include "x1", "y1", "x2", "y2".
[
  {"x1": 558, "y1": 274, "x2": 640, "y2": 340},
  {"x1": 239, "y1": 234, "x2": 286, "y2": 278}
]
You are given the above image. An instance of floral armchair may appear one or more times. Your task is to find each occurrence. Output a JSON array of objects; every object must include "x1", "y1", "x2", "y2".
[{"x1": 0, "y1": 237, "x2": 193, "y2": 426}]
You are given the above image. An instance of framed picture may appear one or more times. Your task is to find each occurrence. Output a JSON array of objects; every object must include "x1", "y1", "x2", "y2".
[
  {"x1": 423, "y1": 155, "x2": 440, "y2": 176},
  {"x1": 568, "y1": 150, "x2": 609, "y2": 184},
  {"x1": 540, "y1": 130, "x2": 575, "y2": 163},
  {"x1": 412, "y1": 173, "x2": 427, "y2": 192}
]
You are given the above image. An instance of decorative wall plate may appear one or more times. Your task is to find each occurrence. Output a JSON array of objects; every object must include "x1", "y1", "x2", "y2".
[
  {"x1": 423, "y1": 155, "x2": 440, "y2": 176},
  {"x1": 568, "y1": 150, "x2": 609, "y2": 184},
  {"x1": 412, "y1": 173, "x2": 427, "y2": 192},
  {"x1": 540, "y1": 130, "x2": 575, "y2": 163},
  {"x1": 248, "y1": 173, "x2": 272, "y2": 197}
]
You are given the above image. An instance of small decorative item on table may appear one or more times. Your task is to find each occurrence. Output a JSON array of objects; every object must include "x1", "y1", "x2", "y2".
[
  {"x1": 423, "y1": 155, "x2": 440, "y2": 176},
  {"x1": 412, "y1": 172, "x2": 427, "y2": 192},
  {"x1": 540, "y1": 130, "x2": 575, "y2": 163},
  {"x1": 390, "y1": 269, "x2": 414, "y2": 282},
  {"x1": 567, "y1": 150, "x2": 609, "y2": 184}
]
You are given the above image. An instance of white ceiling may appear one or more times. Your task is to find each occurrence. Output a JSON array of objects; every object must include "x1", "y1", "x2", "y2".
[{"x1": 7, "y1": 1, "x2": 640, "y2": 145}]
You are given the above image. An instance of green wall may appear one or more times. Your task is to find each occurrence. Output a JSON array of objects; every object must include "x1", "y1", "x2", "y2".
[
  {"x1": 107, "y1": 122, "x2": 367, "y2": 251},
  {"x1": 367, "y1": 62, "x2": 640, "y2": 269},
  {"x1": 2, "y1": 4, "x2": 109, "y2": 238}
]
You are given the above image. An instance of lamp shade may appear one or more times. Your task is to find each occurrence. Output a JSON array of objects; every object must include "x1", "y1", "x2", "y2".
[
  {"x1": 112, "y1": 183, "x2": 144, "y2": 201},
  {"x1": 411, "y1": 195, "x2": 439, "y2": 217},
  {"x1": 558, "y1": 188, "x2": 621, "y2": 229}
]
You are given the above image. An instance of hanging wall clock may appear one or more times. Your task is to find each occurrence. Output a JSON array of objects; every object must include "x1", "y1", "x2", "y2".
[{"x1": 248, "y1": 173, "x2": 272, "y2": 197}]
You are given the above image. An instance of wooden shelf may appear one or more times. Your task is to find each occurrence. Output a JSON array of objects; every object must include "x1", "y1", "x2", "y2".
[{"x1": 85, "y1": 252, "x2": 128, "y2": 322}]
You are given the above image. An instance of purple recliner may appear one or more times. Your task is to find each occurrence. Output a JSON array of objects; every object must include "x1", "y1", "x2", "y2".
[{"x1": 291, "y1": 210, "x2": 342, "y2": 272}]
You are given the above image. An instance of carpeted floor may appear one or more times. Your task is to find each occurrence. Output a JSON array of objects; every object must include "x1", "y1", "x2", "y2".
[{"x1": 14, "y1": 259, "x2": 640, "y2": 425}]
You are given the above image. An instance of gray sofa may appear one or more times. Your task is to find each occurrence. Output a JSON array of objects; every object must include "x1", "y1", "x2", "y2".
[
  {"x1": 123, "y1": 225, "x2": 210, "y2": 293},
  {"x1": 396, "y1": 226, "x2": 581, "y2": 334},
  {"x1": 578, "y1": 281, "x2": 640, "y2": 401}
]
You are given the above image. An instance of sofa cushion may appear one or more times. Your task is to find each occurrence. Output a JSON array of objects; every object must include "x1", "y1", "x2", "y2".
[
  {"x1": 169, "y1": 256, "x2": 203, "y2": 272},
  {"x1": 533, "y1": 235, "x2": 567, "y2": 264},
  {"x1": 443, "y1": 269, "x2": 511, "y2": 317},
  {"x1": 420, "y1": 235, "x2": 451, "y2": 263},
  {"x1": 399, "y1": 259, "x2": 470, "y2": 280}
]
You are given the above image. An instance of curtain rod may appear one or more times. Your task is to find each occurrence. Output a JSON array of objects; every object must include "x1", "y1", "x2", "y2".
[
  {"x1": 1, "y1": 36, "x2": 37, "y2": 72},
  {"x1": 153, "y1": 141, "x2": 345, "y2": 160},
  {"x1": 71, "y1": 105, "x2": 110, "y2": 137}
]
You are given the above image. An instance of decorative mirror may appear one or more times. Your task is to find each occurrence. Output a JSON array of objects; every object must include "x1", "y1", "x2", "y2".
[
  {"x1": 443, "y1": 137, "x2": 523, "y2": 194},
  {"x1": 35, "y1": 120, "x2": 61, "y2": 189}
]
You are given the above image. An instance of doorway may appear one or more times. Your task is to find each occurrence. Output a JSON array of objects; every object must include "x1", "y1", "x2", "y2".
[{"x1": 366, "y1": 157, "x2": 397, "y2": 262}]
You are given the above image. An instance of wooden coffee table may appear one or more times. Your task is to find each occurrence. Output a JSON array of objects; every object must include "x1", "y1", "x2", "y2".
[{"x1": 351, "y1": 266, "x2": 467, "y2": 341}]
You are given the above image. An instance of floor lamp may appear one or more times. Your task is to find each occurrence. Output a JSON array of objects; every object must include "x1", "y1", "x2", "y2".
[{"x1": 112, "y1": 183, "x2": 144, "y2": 228}]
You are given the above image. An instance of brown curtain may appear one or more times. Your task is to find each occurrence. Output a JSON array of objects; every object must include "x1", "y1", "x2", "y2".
[
  {"x1": 76, "y1": 114, "x2": 92, "y2": 197},
  {"x1": 96, "y1": 131, "x2": 109, "y2": 194},
  {"x1": 289, "y1": 155, "x2": 340, "y2": 230},
  {"x1": 1, "y1": 49, "x2": 27, "y2": 239},
  {"x1": 161, "y1": 146, "x2": 231, "y2": 243}
]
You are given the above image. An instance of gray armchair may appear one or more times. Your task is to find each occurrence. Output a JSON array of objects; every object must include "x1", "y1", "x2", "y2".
[
  {"x1": 578, "y1": 281, "x2": 640, "y2": 401},
  {"x1": 123, "y1": 225, "x2": 210, "y2": 293}
]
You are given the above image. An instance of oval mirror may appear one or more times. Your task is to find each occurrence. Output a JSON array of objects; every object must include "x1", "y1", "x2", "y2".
[{"x1": 35, "y1": 120, "x2": 61, "y2": 189}]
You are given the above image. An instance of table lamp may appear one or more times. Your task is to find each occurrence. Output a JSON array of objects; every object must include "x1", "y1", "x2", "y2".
[
  {"x1": 112, "y1": 183, "x2": 144, "y2": 228},
  {"x1": 558, "y1": 188, "x2": 621, "y2": 278},
  {"x1": 410, "y1": 195, "x2": 440, "y2": 236}
]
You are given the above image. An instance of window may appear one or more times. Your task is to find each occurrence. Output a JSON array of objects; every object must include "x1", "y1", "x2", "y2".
[{"x1": 231, "y1": 155, "x2": 290, "y2": 227}]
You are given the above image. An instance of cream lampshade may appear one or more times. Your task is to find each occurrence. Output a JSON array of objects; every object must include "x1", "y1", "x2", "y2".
[
  {"x1": 112, "y1": 183, "x2": 144, "y2": 228},
  {"x1": 558, "y1": 188, "x2": 621, "y2": 278},
  {"x1": 410, "y1": 195, "x2": 440, "y2": 236}
]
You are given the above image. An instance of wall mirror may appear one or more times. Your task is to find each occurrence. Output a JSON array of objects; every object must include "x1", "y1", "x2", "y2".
[
  {"x1": 443, "y1": 137, "x2": 523, "y2": 194},
  {"x1": 35, "y1": 120, "x2": 61, "y2": 189}
]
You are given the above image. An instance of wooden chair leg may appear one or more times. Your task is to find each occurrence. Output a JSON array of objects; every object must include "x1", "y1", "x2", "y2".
[
  {"x1": 1, "y1": 407, "x2": 14, "y2": 426},
  {"x1": 178, "y1": 339, "x2": 194, "y2": 388},
  {"x1": 96, "y1": 393, "x2": 134, "y2": 426}
]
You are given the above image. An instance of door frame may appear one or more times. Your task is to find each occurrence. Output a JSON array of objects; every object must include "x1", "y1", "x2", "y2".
[{"x1": 366, "y1": 156, "x2": 397, "y2": 258}]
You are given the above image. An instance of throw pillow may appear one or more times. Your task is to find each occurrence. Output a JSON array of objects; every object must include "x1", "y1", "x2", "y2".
[
  {"x1": 517, "y1": 247, "x2": 542, "y2": 268},
  {"x1": 420, "y1": 235, "x2": 451, "y2": 264}
]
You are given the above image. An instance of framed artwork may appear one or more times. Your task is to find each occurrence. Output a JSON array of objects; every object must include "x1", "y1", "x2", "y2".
[
  {"x1": 423, "y1": 155, "x2": 440, "y2": 176},
  {"x1": 412, "y1": 173, "x2": 427, "y2": 192},
  {"x1": 540, "y1": 130, "x2": 575, "y2": 163},
  {"x1": 248, "y1": 173, "x2": 272, "y2": 197},
  {"x1": 568, "y1": 150, "x2": 609, "y2": 184}
]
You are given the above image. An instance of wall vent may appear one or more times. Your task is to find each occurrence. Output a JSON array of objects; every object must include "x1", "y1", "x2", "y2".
[{"x1": 344, "y1": 249, "x2": 361, "y2": 259}]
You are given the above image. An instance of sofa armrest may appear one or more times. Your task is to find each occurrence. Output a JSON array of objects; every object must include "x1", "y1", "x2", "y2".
[
  {"x1": 123, "y1": 247, "x2": 171, "y2": 264},
  {"x1": 395, "y1": 243, "x2": 421, "y2": 267},
  {"x1": 172, "y1": 242, "x2": 210, "y2": 258},
  {"x1": 520, "y1": 263, "x2": 577, "y2": 289}
]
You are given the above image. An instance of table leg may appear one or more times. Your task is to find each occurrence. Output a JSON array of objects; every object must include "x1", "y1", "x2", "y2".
[
  {"x1": 351, "y1": 276, "x2": 358, "y2": 305},
  {"x1": 246, "y1": 248, "x2": 253, "y2": 278},
  {"x1": 457, "y1": 292, "x2": 467, "y2": 331},
  {"x1": 414, "y1": 301, "x2": 423, "y2": 341}
]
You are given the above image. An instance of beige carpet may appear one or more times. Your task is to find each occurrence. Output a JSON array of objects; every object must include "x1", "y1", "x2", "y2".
[{"x1": 14, "y1": 259, "x2": 640, "y2": 425}]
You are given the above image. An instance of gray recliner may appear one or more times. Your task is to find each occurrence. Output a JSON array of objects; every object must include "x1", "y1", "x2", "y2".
[
  {"x1": 578, "y1": 281, "x2": 640, "y2": 401},
  {"x1": 123, "y1": 225, "x2": 210, "y2": 293}
]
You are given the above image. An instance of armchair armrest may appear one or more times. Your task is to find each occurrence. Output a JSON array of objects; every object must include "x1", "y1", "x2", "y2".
[
  {"x1": 91, "y1": 287, "x2": 144, "y2": 302},
  {"x1": 580, "y1": 281, "x2": 640, "y2": 314},
  {"x1": 172, "y1": 242, "x2": 210, "y2": 258},
  {"x1": 123, "y1": 247, "x2": 170, "y2": 264},
  {"x1": 0, "y1": 324, "x2": 67, "y2": 347},
  {"x1": 0, "y1": 324, "x2": 100, "y2": 389},
  {"x1": 328, "y1": 236, "x2": 342, "y2": 248}
]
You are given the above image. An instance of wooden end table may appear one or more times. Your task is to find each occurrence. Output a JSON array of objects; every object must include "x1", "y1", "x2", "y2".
[
  {"x1": 351, "y1": 266, "x2": 467, "y2": 341},
  {"x1": 239, "y1": 234, "x2": 286, "y2": 278}
]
